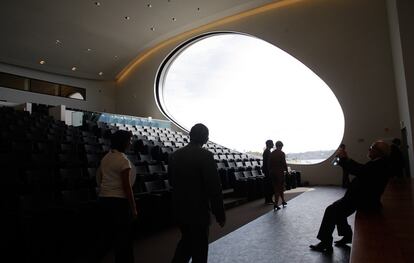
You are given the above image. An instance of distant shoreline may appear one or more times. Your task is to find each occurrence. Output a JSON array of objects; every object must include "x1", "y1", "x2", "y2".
[{"x1": 287, "y1": 158, "x2": 326, "y2": 165}]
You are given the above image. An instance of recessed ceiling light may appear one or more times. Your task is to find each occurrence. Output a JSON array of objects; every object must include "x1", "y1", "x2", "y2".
[
  {"x1": 172, "y1": 17, "x2": 177, "y2": 21},
  {"x1": 94, "y1": 2, "x2": 100, "y2": 6},
  {"x1": 114, "y1": 55, "x2": 119, "y2": 59},
  {"x1": 150, "y1": 26, "x2": 155, "y2": 31},
  {"x1": 39, "y1": 60, "x2": 46, "y2": 65},
  {"x1": 71, "y1": 66, "x2": 77, "y2": 71},
  {"x1": 124, "y1": 16, "x2": 130, "y2": 20},
  {"x1": 87, "y1": 48, "x2": 92, "y2": 52},
  {"x1": 147, "y1": 4, "x2": 152, "y2": 8},
  {"x1": 55, "y1": 39, "x2": 61, "y2": 44},
  {"x1": 98, "y1": 72, "x2": 104, "y2": 76}
]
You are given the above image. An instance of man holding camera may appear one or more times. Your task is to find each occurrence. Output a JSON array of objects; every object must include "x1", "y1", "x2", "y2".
[{"x1": 310, "y1": 140, "x2": 391, "y2": 253}]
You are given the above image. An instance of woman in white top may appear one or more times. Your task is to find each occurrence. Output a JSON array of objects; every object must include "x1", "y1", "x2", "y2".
[{"x1": 92, "y1": 130, "x2": 137, "y2": 263}]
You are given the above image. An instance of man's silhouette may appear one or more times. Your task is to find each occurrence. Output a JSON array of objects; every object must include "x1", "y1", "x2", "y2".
[
  {"x1": 262, "y1": 140, "x2": 274, "y2": 204},
  {"x1": 169, "y1": 123, "x2": 226, "y2": 263},
  {"x1": 310, "y1": 140, "x2": 391, "y2": 253}
]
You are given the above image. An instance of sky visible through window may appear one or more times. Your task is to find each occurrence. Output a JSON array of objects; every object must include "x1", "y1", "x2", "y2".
[{"x1": 159, "y1": 33, "x2": 344, "y2": 164}]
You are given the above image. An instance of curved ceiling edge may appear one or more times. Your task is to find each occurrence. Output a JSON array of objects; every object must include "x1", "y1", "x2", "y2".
[{"x1": 116, "y1": 0, "x2": 302, "y2": 82}]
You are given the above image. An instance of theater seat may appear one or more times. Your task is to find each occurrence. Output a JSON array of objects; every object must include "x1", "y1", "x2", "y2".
[
  {"x1": 144, "y1": 180, "x2": 168, "y2": 193},
  {"x1": 59, "y1": 168, "x2": 89, "y2": 191},
  {"x1": 148, "y1": 163, "x2": 167, "y2": 179}
]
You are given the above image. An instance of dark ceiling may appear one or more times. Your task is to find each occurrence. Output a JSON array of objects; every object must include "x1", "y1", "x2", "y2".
[{"x1": 0, "y1": 0, "x2": 274, "y2": 80}]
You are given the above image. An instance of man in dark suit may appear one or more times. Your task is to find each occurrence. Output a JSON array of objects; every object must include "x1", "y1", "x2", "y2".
[
  {"x1": 169, "y1": 123, "x2": 226, "y2": 263},
  {"x1": 310, "y1": 140, "x2": 391, "y2": 253},
  {"x1": 262, "y1": 140, "x2": 274, "y2": 204}
]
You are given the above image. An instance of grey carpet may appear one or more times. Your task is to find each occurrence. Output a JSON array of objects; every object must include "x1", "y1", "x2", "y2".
[
  {"x1": 130, "y1": 189, "x2": 305, "y2": 263},
  {"x1": 208, "y1": 186, "x2": 353, "y2": 263},
  {"x1": 100, "y1": 187, "x2": 350, "y2": 263}
]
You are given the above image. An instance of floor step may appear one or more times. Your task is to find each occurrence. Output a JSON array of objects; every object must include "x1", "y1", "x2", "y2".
[
  {"x1": 222, "y1": 188, "x2": 235, "y2": 199},
  {"x1": 223, "y1": 197, "x2": 248, "y2": 210}
]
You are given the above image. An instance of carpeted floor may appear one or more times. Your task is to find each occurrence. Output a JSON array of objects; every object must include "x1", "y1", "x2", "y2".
[
  {"x1": 128, "y1": 188, "x2": 309, "y2": 263},
  {"x1": 208, "y1": 187, "x2": 353, "y2": 263}
]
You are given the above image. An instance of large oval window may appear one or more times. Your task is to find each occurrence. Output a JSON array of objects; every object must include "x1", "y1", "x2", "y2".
[{"x1": 156, "y1": 32, "x2": 345, "y2": 165}]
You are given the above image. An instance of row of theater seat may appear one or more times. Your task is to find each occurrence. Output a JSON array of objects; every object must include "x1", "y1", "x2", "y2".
[
  {"x1": 0, "y1": 108, "x2": 180, "y2": 262},
  {"x1": 1, "y1": 106, "x2": 304, "y2": 262},
  {"x1": 1, "y1": 106, "x2": 262, "y2": 220},
  {"x1": 1, "y1": 106, "x2": 290, "y2": 209}
]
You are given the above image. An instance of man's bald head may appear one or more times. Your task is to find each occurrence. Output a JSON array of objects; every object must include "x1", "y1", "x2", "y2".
[{"x1": 368, "y1": 140, "x2": 390, "y2": 159}]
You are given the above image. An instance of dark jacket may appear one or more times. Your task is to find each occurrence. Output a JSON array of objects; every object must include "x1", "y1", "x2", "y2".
[
  {"x1": 340, "y1": 157, "x2": 390, "y2": 210},
  {"x1": 262, "y1": 148, "x2": 271, "y2": 176},
  {"x1": 169, "y1": 143, "x2": 225, "y2": 225}
]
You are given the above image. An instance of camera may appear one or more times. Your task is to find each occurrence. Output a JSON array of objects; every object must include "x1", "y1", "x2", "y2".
[{"x1": 331, "y1": 157, "x2": 340, "y2": 166}]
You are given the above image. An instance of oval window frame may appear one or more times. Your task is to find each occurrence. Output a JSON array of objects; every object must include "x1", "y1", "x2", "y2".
[{"x1": 154, "y1": 31, "x2": 345, "y2": 165}]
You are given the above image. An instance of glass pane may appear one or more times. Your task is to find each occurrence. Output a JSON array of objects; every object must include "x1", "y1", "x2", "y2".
[
  {"x1": 61, "y1": 85, "x2": 86, "y2": 100},
  {"x1": 30, "y1": 79, "x2": 59, "y2": 96},
  {"x1": 0, "y1": 72, "x2": 27, "y2": 91},
  {"x1": 157, "y1": 33, "x2": 345, "y2": 165},
  {"x1": 0, "y1": 72, "x2": 86, "y2": 101}
]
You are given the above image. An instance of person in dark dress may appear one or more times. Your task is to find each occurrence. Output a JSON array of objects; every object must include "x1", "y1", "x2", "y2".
[
  {"x1": 262, "y1": 140, "x2": 274, "y2": 204},
  {"x1": 169, "y1": 123, "x2": 226, "y2": 263},
  {"x1": 268, "y1": 141, "x2": 288, "y2": 211},
  {"x1": 310, "y1": 140, "x2": 391, "y2": 253}
]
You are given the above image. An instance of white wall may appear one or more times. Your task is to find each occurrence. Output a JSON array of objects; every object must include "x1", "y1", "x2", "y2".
[
  {"x1": 387, "y1": 0, "x2": 414, "y2": 177},
  {"x1": 116, "y1": 0, "x2": 401, "y2": 185},
  {"x1": 395, "y1": 0, "x2": 414, "y2": 177},
  {"x1": 0, "y1": 63, "x2": 117, "y2": 112}
]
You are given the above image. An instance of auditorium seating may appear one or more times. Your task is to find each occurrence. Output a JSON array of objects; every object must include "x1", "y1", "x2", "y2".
[{"x1": 0, "y1": 105, "x2": 303, "y2": 261}]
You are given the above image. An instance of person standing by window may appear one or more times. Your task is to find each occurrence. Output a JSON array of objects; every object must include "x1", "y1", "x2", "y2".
[
  {"x1": 262, "y1": 140, "x2": 274, "y2": 204},
  {"x1": 269, "y1": 140, "x2": 288, "y2": 211}
]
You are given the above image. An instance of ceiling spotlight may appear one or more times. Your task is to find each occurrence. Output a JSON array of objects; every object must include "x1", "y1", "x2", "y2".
[
  {"x1": 39, "y1": 60, "x2": 46, "y2": 65},
  {"x1": 124, "y1": 16, "x2": 130, "y2": 20},
  {"x1": 71, "y1": 66, "x2": 77, "y2": 71},
  {"x1": 150, "y1": 27, "x2": 155, "y2": 31},
  {"x1": 55, "y1": 39, "x2": 61, "y2": 44},
  {"x1": 172, "y1": 17, "x2": 177, "y2": 21},
  {"x1": 147, "y1": 4, "x2": 152, "y2": 8},
  {"x1": 98, "y1": 72, "x2": 103, "y2": 76},
  {"x1": 87, "y1": 48, "x2": 92, "y2": 52},
  {"x1": 94, "y1": 2, "x2": 101, "y2": 6}
]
